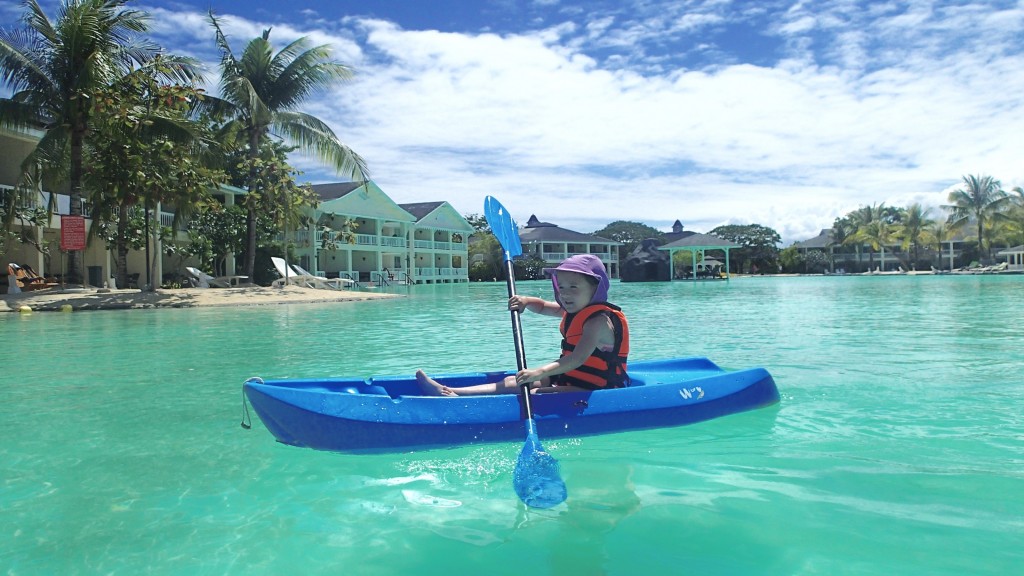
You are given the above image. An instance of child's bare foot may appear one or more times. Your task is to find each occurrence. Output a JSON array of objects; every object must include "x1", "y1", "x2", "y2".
[{"x1": 415, "y1": 370, "x2": 457, "y2": 396}]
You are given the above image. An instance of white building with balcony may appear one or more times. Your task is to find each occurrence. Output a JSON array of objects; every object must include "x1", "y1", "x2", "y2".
[
  {"x1": 2, "y1": 126, "x2": 471, "y2": 287},
  {"x1": 518, "y1": 215, "x2": 620, "y2": 278},
  {"x1": 307, "y1": 182, "x2": 472, "y2": 285},
  {"x1": 400, "y1": 201, "x2": 474, "y2": 284}
]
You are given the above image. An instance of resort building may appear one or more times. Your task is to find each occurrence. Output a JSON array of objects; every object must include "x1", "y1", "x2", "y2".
[
  {"x1": 996, "y1": 245, "x2": 1024, "y2": 272},
  {"x1": 517, "y1": 215, "x2": 621, "y2": 278},
  {"x1": 1, "y1": 126, "x2": 471, "y2": 288},
  {"x1": 1, "y1": 125, "x2": 156, "y2": 287},
  {"x1": 663, "y1": 219, "x2": 694, "y2": 244},
  {"x1": 1, "y1": 127, "x2": 246, "y2": 288},
  {"x1": 791, "y1": 228, "x2": 976, "y2": 272},
  {"x1": 400, "y1": 201, "x2": 474, "y2": 284},
  {"x1": 306, "y1": 182, "x2": 472, "y2": 284}
]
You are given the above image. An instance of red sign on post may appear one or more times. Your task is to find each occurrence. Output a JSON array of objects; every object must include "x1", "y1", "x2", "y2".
[{"x1": 60, "y1": 215, "x2": 86, "y2": 251}]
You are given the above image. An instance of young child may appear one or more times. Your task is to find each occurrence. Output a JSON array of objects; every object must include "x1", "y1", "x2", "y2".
[{"x1": 416, "y1": 254, "x2": 629, "y2": 396}]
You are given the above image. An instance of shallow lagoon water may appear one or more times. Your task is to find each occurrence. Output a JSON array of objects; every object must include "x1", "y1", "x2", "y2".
[{"x1": 2, "y1": 275, "x2": 1022, "y2": 575}]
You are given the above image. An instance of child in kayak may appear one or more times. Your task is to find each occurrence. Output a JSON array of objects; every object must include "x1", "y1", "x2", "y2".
[{"x1": 416, "y1": 254, "x2": 629, "y2": 396}]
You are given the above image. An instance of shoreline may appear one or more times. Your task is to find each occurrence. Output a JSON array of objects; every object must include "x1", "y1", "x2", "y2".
[{"x1": 0, "y1": 285, "x2": 400, "y2": 313}]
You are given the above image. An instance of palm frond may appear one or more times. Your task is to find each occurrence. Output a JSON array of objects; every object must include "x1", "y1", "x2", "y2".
[{"x1": 272, "y1": 111, "x2": 368, "y2": 179}]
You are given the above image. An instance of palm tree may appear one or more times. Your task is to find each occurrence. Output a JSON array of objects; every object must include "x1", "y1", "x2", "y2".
[
  {"x1": 853, "y1": 218, "x2": 896, "y2": 271},
  {"x1": 943, "y1": 174, "x2": 1009, "y2": 261},
  {"x1": 829, "y1": 215, "x2": 856, "y2": 272},
  {"x1": 0, "y1": 0, "x2": 197, "y2": 282},
  {"x1": 994, "y1": 187, "x2": 1024, "y2": 249},
  {"x1": 929, "y1": 221, "x2": 954, "y2": 270},
  {"x1": 848, "y1": 204, "x2": 887, "y2": 271},
  {"x1": 207, "y1": 13, "x2": 368, "y2": 281},
  {"x1": 896, "y1": 203, "x2": 934, "y2": 268}
]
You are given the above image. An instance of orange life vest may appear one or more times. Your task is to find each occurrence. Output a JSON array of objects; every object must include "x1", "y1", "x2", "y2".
[{"x1": 558, "y1": 303, "x2": 629, "y2": 389}]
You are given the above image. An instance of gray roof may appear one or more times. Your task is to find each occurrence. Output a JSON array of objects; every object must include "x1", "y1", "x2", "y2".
[
  {"x1": 997, "y1": 245, "x2": 1024, "y2": 255},
  {"x1": 518, "y1": 215, "x2": 618, "y2": 245},
  {"x1": 792, "y1": 229, "x2": 833, "y2": 249},
  {"x1": 311, "y1": 181, "x2": 364, "y2": 201},
  {"x1": 663, "y1": 230, "x2": 696, "y2": 244},
  {"x1": 659, "y1": 233, "x2": 740, "y2": 249},
  {"x1": 398, "y1": 201, "x2": 445, "y2": 221}
]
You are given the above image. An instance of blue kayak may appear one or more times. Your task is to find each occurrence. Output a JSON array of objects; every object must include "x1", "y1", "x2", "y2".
[{"x1": 243, "y1": 356, "x2": 779, "y2": 454}]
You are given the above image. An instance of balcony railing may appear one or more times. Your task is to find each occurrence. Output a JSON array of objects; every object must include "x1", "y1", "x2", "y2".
[
  {"x1": 414, "y1": 239, "x2": 462, "y2": 250},
  {"x1": 414, "y1": 267, "x2": 468, "y2": 279},
  {"x1": 0, "y1": 185, "x2": 39, "y2": 212},
  {"x1": 541, "y1": 251, "x2": 617, "y2": 262},
  {"x1": 355, "y1": 234, "x2": 378, "y2": 246}
]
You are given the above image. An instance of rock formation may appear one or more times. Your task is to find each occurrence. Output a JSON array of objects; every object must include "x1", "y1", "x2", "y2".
[{"x1": 620, "y1": 238, "x2": 670, "y2": 282}]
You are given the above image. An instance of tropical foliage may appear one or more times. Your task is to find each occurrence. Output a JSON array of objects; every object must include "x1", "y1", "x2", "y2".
[
  {"x1": 468, "y1": 232, "x2": 502, "y2": 282},
  {"x1": 185, "y1": 204, "x2": 248, "y2": 276},
  {"x1": 0, "y1": 0, "x2": 200, "y2": 281},
  {"x1": 811, "y1": 174, "x2": 1019, "y2": 272},
  {"x1": 85, "y1": 71, "x2": 220, "y2": 288},
  {"x1": 708, "y1": 224, "x2": 781, "y2": 273},
  {"x1": 206, "y1": 13, "x2": 367, "y2": 281},
  {"x1": 512, "y1": 255, "x2": 549, "y2": 280},
  {"x1": 897, "y1": 203, "x2": 935, "y2": 266},
  {"x1": 1, "y1": 2, "x2": 371, "y2": 287},
  {"x1": 591, "y1": 221, "x2": 664, "y2": 260},
  {"x1": 779, "y1": 246, "x2": 802, "y2": 273},
  {"x1": 998, "y1": 188, "x2": 1024, "y2": 248},
  {"x1": 943, "y1": 174, "x2": 1009, "y2": 260}
]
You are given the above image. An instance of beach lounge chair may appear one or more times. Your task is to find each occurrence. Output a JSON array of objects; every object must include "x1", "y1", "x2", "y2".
[
  {"x1": 11, "y1": 263, "x2": 57, "y2": 291},
  {"x1": 292, "y1": 263, "x2": 353, "y2": 290},
  {"x1": 185, "y1": 266, "x2": 232, "y2": 288},
  {"x1": 271, "y1": 257, "x2": 350, "y2": 290}
]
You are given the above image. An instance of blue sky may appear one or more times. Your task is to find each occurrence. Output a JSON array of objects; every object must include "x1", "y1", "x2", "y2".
[{"x1": 4, "y1": 0, "x2": 1024, "y2": 243}]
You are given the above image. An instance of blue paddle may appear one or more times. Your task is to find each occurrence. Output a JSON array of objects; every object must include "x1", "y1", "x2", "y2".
[{"x1": 484, "y1": 195, "x2": 567, "y2": 509}]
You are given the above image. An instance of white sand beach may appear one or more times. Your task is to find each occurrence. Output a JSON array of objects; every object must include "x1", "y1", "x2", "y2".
[{"x1": 1, "y1": 285, "x2": 400, "y2": 313}]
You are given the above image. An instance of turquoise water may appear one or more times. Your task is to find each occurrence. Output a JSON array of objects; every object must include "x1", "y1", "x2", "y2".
[{"x1": 2, "y1": 276, "x2": 1022, "y2": 575}]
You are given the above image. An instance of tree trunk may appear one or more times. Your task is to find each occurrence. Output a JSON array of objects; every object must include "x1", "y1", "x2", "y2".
[
  {"x1": 116, "y1": 206, "x2": 129, "y2": 287},
  {"x1": 68, "y1": 123, "x2": 86, "y2": 284},
  {"x1": 148, "y1": 232, "x2": 160, "y2": 292},
  {"x1": 146, "y1": 203, "x2": 158, "y2": 291},
  {"x1": 244, "y1": 204, "x2": 257, "y2": 282},
  {"x1": 243, "y1": 130, "x2": 262, "y2": 281},
  {"x1": 978, "y1": 221, "x2": 984, "y2": 261}
]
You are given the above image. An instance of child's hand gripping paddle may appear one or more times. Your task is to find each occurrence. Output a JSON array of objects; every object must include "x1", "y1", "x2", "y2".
[{"x1": 484, "y1": 196, "x2": 567, "y2": 509}]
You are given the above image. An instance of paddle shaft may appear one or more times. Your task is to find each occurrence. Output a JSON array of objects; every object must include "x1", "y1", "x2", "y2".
[{"x1": 502, "y1": 256, "x2": 535, "y2": 420}]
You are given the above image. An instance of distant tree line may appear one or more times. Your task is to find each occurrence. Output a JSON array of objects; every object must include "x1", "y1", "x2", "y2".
[
  {"x1": 782, "y1": 174, "x2": 1024, "y2": 273},
  {"x1": 465, "y1": 215, "x2": 784, "y2": 279},
  {"x1": 467, "y1": 173, "x2": 1024, "y2": 279}
]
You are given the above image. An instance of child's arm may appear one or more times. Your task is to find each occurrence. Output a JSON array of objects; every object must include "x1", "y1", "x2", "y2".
[
  {"x1": 509, "y1": 295, "x2": 562, "y2": 317},
  {"x1": 515, "y1": 315, "x2": 613, "y2": 387}
]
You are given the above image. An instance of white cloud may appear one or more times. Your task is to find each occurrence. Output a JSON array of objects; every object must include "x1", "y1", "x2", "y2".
[
  {"x1": 11, "y1": 0, "x2": 1022, "y2": 244},
  {"x1": 323, "y1": 8, "x2": 1024, "y2": 242}
]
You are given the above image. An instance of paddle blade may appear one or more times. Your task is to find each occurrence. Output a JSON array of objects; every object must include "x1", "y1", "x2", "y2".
[
  {"x1": 484, "y1": 196, "x2": 523, "y2": 259},
  {"x1": 513, "y1": 423, "x2": 567, "y2": 509}
]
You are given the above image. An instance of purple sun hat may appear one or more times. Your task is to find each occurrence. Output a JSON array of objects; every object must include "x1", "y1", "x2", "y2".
[{"x1": 543, "y1": 254, "x2": 610, "y2": 305}]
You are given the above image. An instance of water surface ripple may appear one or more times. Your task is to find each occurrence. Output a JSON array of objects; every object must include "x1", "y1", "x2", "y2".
[{"x1": 2, "y1": 275, "x2": 1021, "y2": 574}]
